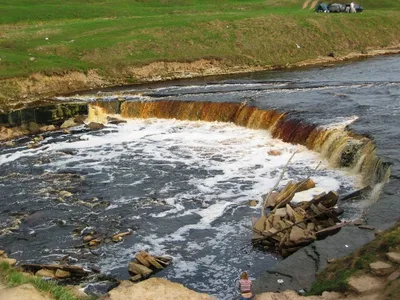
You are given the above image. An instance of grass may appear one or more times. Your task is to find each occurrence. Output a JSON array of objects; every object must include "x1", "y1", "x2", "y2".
[
  {"x1": 0, "y1": 0, "x2": 399, "y2": 79},
  {"x1": 307, "y1": 222, "x2": 400, "y2": 296},
  {"x1": 0, "y1": 262, "x2": 93, "y2": 300}
]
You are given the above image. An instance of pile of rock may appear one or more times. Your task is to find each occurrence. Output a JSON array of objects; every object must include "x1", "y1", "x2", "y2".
[
  {"x1": 74, "y1": 228, "x2": 133, "y2": 248},
  {"x1": 252, "y1": 179, "x2": 345, "y2": 256},
  {"x1": 21, "y1": 263, "x2": 89, "y2": 279},
  {"x1": 128, "y1": 251, "x2": 172, "y2": 282}
]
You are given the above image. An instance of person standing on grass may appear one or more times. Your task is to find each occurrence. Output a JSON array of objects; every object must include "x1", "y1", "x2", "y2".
[
  {"x1": 237, "y1": 271, "x2": 253, "y2": 299},
  {"x1": 350, "y1": 2, "x2": 356, "y2": 13}
]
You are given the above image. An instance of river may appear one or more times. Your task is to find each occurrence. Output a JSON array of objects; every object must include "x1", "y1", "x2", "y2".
[{"x1": 0, "y1": 55, "x2": 399, "y2": 299}]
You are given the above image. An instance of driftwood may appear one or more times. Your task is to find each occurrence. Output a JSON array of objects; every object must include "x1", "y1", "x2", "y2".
[
  {"x1": 272, "y1": 162, "x2": 321, "y2": 211},
  {"x1": 262, "y1": 152, "x2": 297, "y2": 216},
  {"x1": 339, "y1": 186, "x2": 371, "y2": 202},
  {"x1": 251, "y1": 172, "x2": 346, "y2": 257}
]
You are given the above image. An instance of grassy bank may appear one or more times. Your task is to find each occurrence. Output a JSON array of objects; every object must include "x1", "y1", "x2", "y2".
[
  {"x1": 307, "y1": 222, "x2": 400, "y2": 298},
  {"x1": 0, "y1": 1, "x2": 400, "y2": 107},
  {"x1": 0, "y1": 262, "x2": 92, "y2": 300}
]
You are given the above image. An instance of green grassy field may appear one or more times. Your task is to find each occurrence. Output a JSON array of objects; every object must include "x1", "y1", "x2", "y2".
[{"x1": 0, "y1": 1, "x2": 399, "y2": 79}]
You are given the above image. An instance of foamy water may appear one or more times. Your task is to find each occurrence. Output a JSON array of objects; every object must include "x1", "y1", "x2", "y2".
[{"x1": 0, "y1": 118, "x2": 361, "y2": 299}]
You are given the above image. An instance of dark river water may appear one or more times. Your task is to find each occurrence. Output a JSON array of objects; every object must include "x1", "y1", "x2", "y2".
[{"x1": 1, "y1": 55, "x2": 399, "y2": 299}]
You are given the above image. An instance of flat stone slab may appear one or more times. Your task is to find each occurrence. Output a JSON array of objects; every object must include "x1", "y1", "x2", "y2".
[
  {"x1": 347, "y1": 275, "x2": 384, "y2": 294},
  {"x1": 387, "y1": 270, "x2": 400, "y2": 281},
  {"x1": 369, "y1": 261, "x2": 395, "y2": 276},
  {"x1": 386, "y1": 252, "x2": 400, "y2": 264}
]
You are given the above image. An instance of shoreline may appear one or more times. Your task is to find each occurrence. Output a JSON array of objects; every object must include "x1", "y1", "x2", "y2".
[{"x1": 1, "y1": 45, "x2": 399, "y2": 113}]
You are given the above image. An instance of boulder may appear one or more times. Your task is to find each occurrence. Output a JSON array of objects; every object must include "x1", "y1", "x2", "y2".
[
  {"x1": 369, "y1": 261, "x2": 395, "y2": 276},
  {"x1": 60, "y1": 118, "x2": 77, "y2": 129},
  {"x1": 55, "y1": 269, "x2": 71, "y2": 279},
  {"x1": 105, "y1": 278, "x2": 215, "y2": 300},
  {"x1": 386, "y1": 252, "x2": 400, "y2": 264},
  {"x1": 36, "y1": 268, "x2": 56, "y2": 278},
  {"x1": 86, "y1": 122, "x2": 104, "y2": 131},
  {"x1": 128, "y1": 262, "x2": 153, "y2": 278},
  {"x1": 0, "y1": 257, "x2": 16, "y2": 266}
]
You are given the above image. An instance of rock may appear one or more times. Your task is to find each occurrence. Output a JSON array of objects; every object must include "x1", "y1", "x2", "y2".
[
  {"x1": 253, "y1": 216, "x2": 266, "y2": 232},
  {"x1": 369, "y1": 261, "x2": 395, "y2": 276},
  {"x1": 55, "y1": 269, "x2": 71, "y2": 278},
  {"x1": 5, "y1": 140, "x2": 15, "y2": 147},
  {"x1": 83, "y1": 235, "x2": 95, "y2": 242},
  {"x1": 60, "y1": 118, "x2": 77, "y2": 129},
  {"x1": 387, "y1": 270, "x2": 400, "y2": 281},
  {"x1": 248, "y1": 200, "x2": 259, "y2": 207},
  {"x1": 28, "y1": 122, "x2": 41, "y2": 133},
  {"x1": 63, "y1": 129, "x2": 71, "y2": 134},
  {"x1": 86, "y1": 122, "x2": 104, "y2": 131},
  {"x1": 386, "y1": 252, "x2": 400, "y2": 264},
  {"x1": 112, "y1": 231, "x2": 132, "y2": 243},
  {"x1": 0, "y1": 249, "x2": 5, "y2": 256},
  {"x1": 105, "y1": 278, "x2": 215, "y2": 300},
  {"x1": 65, "y1": 285, "x2": 88, "y2": 298},
  {"x1": 89, "y1": 239, "x2": 102, "y2": 247},
  {"x1": 33, "y1": 136, "x2": 44, "y2": 143},
  {"x1": 274, "y1": 208, "x2": 287, "y2": 218},
  {"x1": 0, "y1": 283, "x2": 53, "y2": 300},
  {"x1": 107, "y1": 116, "x2": 127, "y2": 125},
  {"x1": 0, "y1": 257, "x2": 16, "y2": 266},
  {"x1": 74, "y1": 115, "x2": 87, "y2": 124},
  {"x1": 29, "y1": 57, "x2": 36, "y2": 61},
  {"x1": 347, "y1": 275, "x2": 384, "y2": 293},
  {"x1": 289, "y1": 226, "x2": 307, "y2": 243},
  {"x1": 27, "y1": 143, "x2": 39, "y2": 149},
  {"x1": 40, "y1": 125, "x2": 57, "y2": 132},
  {"x1": 267, "y1": 150, "x2": 281, "y2": 156},
  {"x1": 328, "y1": 52, "x2": 335, "y2": 58},
  {"x1": 59, "y1": 190, "x2": 73, "y2": 198},
  {"x1": 130, "y1": 274, "x2": 142, "y2": 282},
  {"x1": 128, "y1": 262, "x2": 153, "y2": 278},
  {"x1": 36, "y1": 268, "x2": 56, "y2": 278}
]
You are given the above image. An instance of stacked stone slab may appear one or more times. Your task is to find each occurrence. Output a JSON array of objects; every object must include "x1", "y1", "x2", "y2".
[{"x1": 128, "y1": 251, "x2": 172, "y2": 282}]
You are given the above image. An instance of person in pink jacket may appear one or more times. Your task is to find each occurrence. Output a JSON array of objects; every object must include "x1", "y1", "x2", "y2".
[{"x1": 237, "y1": 271, "x2": 253, "y2": 299}]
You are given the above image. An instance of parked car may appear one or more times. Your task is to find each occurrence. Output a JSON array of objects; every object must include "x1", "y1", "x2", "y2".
[
  {"x1": 328, "y1": 3, "x2": 346, "y2": 13},
  {"x1": 315, "y1": 2, "x2": 329, "y2": 13}
]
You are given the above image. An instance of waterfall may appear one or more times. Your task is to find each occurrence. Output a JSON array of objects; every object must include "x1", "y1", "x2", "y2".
[{"x1": 88, "y1": 99, "x2": 390, "y2": 188}]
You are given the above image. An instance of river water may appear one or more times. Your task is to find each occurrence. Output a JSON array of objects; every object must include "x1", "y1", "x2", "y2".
[{"x1": 1, "y1": 55, "x2": 399, "y2": 299}]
